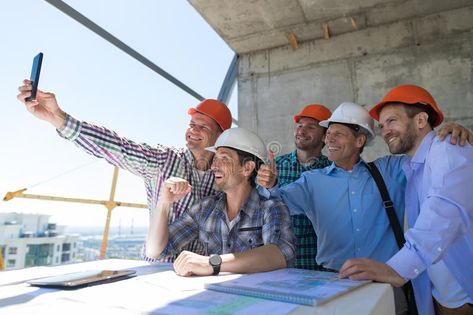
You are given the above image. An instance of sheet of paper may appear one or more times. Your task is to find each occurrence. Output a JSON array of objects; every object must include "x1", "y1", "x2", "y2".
[{"x1": 150, "y1": 290, "x2": 299, "y2": 315}]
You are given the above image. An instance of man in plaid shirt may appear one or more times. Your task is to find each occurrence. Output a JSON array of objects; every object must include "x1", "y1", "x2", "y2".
[
  {"x1": 17, "y1": 80, "x2": 232, "y2": 262},
  {"x1": 259, "y1": 104, "x2": 332, "y2": 270},
  {"x1": 145, "y1": 128, "x2": 295, "y2": 276}
]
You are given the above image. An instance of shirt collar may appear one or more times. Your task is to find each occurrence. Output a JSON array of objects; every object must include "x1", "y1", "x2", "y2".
[
  {"x1": 326, "y1": 159, "x2": 366, "y2": 174},
  {"x1": 239, "y1": 188, "x2": 260, "y2": 217},
  {"x1": 411, "y1": 131, "x2": 436, "y2": 165},
  {"x1": 184, "y1": 148, "x2": 213, "y2": 173},
  {"x1": 184, "y1": 148, "x2": 195, "y2": 164},
  {"x1": 214, "y1": 188, "x2": 260, "y2": 218},
  {"x1": 326, "y1": 162, "x2": 337, "y2": 174},
  {"x1": 213, "y1": 191, "x2": 227, "y2": 214},
  {"x1": 402, "y1": 131, "x2": 435, "y2": 174},
  {"x1": 290, "y1": 150, "x2": 299, "y2": 165}
]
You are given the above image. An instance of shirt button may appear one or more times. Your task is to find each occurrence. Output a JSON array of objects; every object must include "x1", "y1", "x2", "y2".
[
  {"x1": 353, "y1": 209, "x2": 358, "y2": 213},
  {"x1": 414, "y1": 269, "x2": 419, "y2": 274},
  {"x1": 356, "y1": 228, "x2": 360, "y2": 232},
  {"x1": 357, "y1": 248, "x2": 361, "y2": 251},
  {"x1": 351, "y1": 191, "x2": 355, "y2": 195},
  {"x1": 437, "y1": 247, "x2": 442, "y2": 252}
]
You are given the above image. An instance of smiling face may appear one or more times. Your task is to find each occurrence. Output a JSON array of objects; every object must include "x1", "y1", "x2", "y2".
[
  {"x1": 324, "y1": 123, "x2": 366, "y2": 170},
  {"x1": 211, "y1": 147, "x2": 254, "y2": 192},
  {"x1": 185, "y1": 112, "x2": 222, "y2": 152},
  {"x1": 294, "y1": 117, "x2": 326, "y2": 151},
  {"x1": 378, "y1": 104, "x2": 419, "y2": 156}
]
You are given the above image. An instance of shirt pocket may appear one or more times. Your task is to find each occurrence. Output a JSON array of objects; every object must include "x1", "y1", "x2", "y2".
[
  {"x1": 198, "y1": 230, "x2": 221, "y2": 255},
  {"x1": 238, "y1": 226, "x2": 264, "y2": 249}
]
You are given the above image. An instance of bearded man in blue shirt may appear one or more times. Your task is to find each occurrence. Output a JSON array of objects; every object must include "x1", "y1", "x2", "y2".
[
  {"x1": 340, "y1": 85, "x2": 473, "y2": 315},
  {"x1": 258, "y1": 100, "x2": 473, "y2": 315}
]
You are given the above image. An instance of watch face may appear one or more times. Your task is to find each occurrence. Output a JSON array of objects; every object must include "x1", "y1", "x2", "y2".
[{"x1": 209, "y1": 254, "x2": 222, "y2": 266}]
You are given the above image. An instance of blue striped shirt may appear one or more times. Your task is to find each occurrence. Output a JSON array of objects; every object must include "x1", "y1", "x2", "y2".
[{"x1": 387, "y1": 132, "x2": 473, "y2": 314}]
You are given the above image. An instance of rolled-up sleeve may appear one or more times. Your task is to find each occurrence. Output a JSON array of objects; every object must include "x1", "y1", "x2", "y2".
[
  {"x1": 161, "y1": 209, "x2": 200, "y2": 258},
  {"x1": 57, "y1": 114, "x2": 167, "y2": 181},
  {"x1": 142, "y1": 206, "x2": 200, "y2": 262}
]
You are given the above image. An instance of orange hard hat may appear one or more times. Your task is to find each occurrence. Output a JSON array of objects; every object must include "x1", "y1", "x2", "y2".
[
  {"x1": 188, "y1": 99, "x2": 232, "y2": 131},
  {"x1": 369, "y1": 85, "x2": 444, "y2": 127},
  {"x1": 293, "y1": 104, "x2": 332, "y2": 123}
]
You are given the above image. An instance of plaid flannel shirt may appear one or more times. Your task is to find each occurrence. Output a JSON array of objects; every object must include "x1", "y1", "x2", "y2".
[
  {"x1": 58, "y1": 114, "x2": 216, "y2": 261},
  {"x1": 148, "y1": 188, "x2": 296, "y2": 266},
  {"x1": 275, "y1": 150, "x2": 331, "y2": 270}
]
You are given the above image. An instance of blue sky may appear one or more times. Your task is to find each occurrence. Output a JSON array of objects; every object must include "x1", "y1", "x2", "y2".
[{"x1": 0, "y1": 1, "x2": 236, "y2": 230}]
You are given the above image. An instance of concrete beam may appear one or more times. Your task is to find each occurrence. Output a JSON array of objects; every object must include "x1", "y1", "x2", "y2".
[
  {"x1": 190, "y1": 0, "x2": 473, "y2": 54},
  {"x1": 237, "y1": 5, "x2": 473, "y2": 160},
  {"x1": 239, "y1": 5, "x2": 473, "y2": 77}
]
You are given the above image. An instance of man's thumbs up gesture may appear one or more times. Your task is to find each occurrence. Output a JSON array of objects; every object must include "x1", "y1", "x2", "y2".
[{"x1": 256, "y1": 150, "x2": 278, "y2": 188}]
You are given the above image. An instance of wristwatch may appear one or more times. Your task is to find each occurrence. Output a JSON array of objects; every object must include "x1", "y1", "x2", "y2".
[{"x1": 209, "y1": 254, "x2": 222, "y2": 275}]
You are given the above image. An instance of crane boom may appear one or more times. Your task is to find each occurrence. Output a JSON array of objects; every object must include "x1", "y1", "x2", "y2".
[
  {"x1": 2, "y1": 166, "x2": 148, "y2": 270},
  {"x1": 4, "y1": 192, "x2": 147, "y2": 209}
]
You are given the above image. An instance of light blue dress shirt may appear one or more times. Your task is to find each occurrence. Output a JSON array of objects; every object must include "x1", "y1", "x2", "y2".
[
  {"x1": 387, "y1": 131, "x2": 473, "y2": 315},
  {"x1": 263, "y1": 156, "x2": 406, "y2": 270}
]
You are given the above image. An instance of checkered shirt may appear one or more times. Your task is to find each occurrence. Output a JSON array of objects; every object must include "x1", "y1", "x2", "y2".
[
  {"x1": 148, "y1": 189, "x2": 296, "y2": 266},
  {"x1": 58, "y1": 114, "x2": 216, "y2": 261}
]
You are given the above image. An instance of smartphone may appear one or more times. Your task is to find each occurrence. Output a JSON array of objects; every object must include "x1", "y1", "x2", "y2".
[
  {"x1": 25, "y1": 52, "x2": 44, "y2": 102},
  {"x1": 27, "y1": 269, "x2": 136, "y2": 289}
]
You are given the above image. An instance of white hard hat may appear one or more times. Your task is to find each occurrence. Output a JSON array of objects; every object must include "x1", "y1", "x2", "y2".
[
  {"x1": 319, "y1": 102, "x2": 375, "y2": 146},
  {"x1": 206, "y1": 127, "x2": 267, "y2": 163}
]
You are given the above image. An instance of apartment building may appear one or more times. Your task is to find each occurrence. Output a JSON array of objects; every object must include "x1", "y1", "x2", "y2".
[{"x1": 0, "y1": 212, "x2": 79, "y2": 270}]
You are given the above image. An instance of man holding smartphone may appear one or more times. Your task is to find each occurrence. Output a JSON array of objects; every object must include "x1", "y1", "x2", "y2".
[{"x1": 17, "y1": 79, "x2": 232, "y2": 262}]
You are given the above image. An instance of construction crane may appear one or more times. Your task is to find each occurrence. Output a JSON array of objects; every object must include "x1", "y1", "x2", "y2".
[{"x1": 2, "y1": 166, "x2": 147, "y2": 269}]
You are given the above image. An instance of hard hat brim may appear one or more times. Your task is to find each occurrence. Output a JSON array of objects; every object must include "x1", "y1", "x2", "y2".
[
  {"x1": 319, "y1": 119, "x2": 375, "y2": 146},
  {"x1": 369, "y1": 101, "x2": 444, "y2": 127},
  {"x1": 205, "y1": 145, "x2": 267, "y2": 165},
  {"x1": 205, "y1": 145, "x2": 217, "y2": 153}
]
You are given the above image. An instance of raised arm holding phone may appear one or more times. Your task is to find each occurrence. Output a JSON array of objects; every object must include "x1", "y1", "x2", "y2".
[{"x1": 17, "y1": 54, "x2": 234, "y2": 262}]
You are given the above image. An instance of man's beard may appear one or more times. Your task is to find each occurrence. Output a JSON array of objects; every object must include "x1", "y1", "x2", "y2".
[
  {"x1": 295, "y1": 138, "x2": 320, "y2": 151},
  {"x1": 387, "y1": 124, "x2": 417, "y2": 154}
]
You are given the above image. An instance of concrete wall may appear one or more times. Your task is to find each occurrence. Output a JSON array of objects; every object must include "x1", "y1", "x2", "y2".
[{"x1": 237, "y1": 4, "x2": 473, "y2": 160}]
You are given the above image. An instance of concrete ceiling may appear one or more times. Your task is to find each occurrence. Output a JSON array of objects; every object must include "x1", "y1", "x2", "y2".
[{"x1": 189, "y1": 0, "x2": 473, "y2": 54}]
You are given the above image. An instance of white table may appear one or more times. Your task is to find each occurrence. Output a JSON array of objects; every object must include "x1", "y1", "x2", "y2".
[{"x1": 0, "y1": 259, "x2": 395, "y2": 314}]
